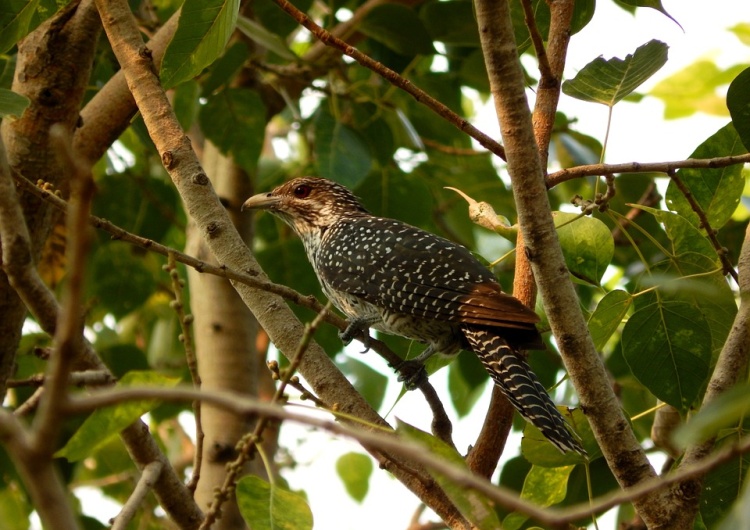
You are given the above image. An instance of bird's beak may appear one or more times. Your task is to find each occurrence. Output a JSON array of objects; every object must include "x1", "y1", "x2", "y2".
[{"x1": 241, "y1": 192, "x2": 281, "y2": 212}]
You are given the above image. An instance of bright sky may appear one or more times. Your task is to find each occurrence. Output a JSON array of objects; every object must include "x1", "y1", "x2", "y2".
[{"x1": 62, "y1": 2, "x2": 749, "y2": 530}]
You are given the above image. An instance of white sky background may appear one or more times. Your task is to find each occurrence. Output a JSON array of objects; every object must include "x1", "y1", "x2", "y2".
[
  {"x1": 66, "y1": 2, "x2": 749, "y2": 530},
  {"x1": 278, "y1": 2, "x2": 749, "y2": 530}
]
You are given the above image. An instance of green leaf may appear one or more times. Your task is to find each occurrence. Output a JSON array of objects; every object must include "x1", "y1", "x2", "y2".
[
  {"x1": 198, "y1": 87, "x2": 266, "y2": 173},
  {"x1": 93, "y1": 173, "x2": 179, "y2": 242},
  {"x1": 727, "y1": 67, "x2": 750, "y2": 152},
  {"x1": 236, "y1": 475, "x2": 313, "y2": 530},
  {"x1": 160, "y1": 0, "x2": 240, "y2": 88},
  {"x1": 57, "y1": 371, "x2": 180, "y2": 462},
  {"x1": 253, "y1": 0, "x2": 312, "y2": 37},
  {"x1": 521, "y1": 408, "x2": 596, "y2": 467},
  {"x1": 314, "y1": 108, "x2": 373, "y2": 188},
  {"x1": 0, "y1": 88, "x2": 29, "y2": 118},
  {"x1": 448, "y1": 351, "x2": 488, "y2": 417},
  {"x1": 335, "y1": 452, "x2": 373, "y2": 503},
  {"x1": 729, "y1": 23, "x2": 750, "y2": 46},
  {"x1": 562, "y1": 40, "x2": 668, "y2": 106},
  {"x1": 0, "y1": 0, "x2": 39, "y2": 54},
  {"x1": 236, "y1": 15, "x2": 297, "y2": 61},
  {"x1": 398, "y1": 420, "x2": 502, "y2": 529},
  {"x1": 503, "y1": 465, "x2": 574, "y2": 530},
  {"x1": 0, "y1": 481, "x2": 31, "y2": 530},
  {"x1": 200, "y1": 41, "x2": 250, "y2": 96},
  {"x1": 338, "y1": 356, "x2": 388, "y2": 411},
  {"x1": 621, "y1": 300, "x2": 712, "y2": 412},
  {"x1": 636, "y1": 251, "x2": 736, "y2": 363},
  {"x1": 651, "y1": 61, "x2": 744, "y2": 119},
  {"x1": 421, "y1": 0, "x2": 480, "y2": 47},
  {"x1": 360, "y1": 4, "x2": 434, "y2": 56},
  {"x1": 617, "y1": 0, "x2": 681, "y2": 27},
  {"x1": 674, "y1": 383, "x2": 750, "y2": 448},
  {"x1": 588, "y1": 290, "x2": 633, "y2": 351},
  {"x1": 717, "y1": 462, "x2": 750, "y2": 530},
  {"x1": 702, "y1": 441, "x2": 750, "y2": 528},
  {"x1": 553, "y1": 212, "x2": 614, "y2": 285},
  {"x1": 87, "y1": 243, "x2": 158, "y2": 318},
  {"x1": 172, "y1": 79, "x2": 200, "y2": 130},
  {"x1": 665, "y1": 124, "x2": 747, "y2": 230}
]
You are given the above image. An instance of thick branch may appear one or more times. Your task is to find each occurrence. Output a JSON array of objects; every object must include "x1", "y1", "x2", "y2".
[
  {"x1": 472, "y1": 0, "x2": 668, "y2": 526},
  {"x1": 0, "y1": 0, "x2": 100, "y2": 398}
]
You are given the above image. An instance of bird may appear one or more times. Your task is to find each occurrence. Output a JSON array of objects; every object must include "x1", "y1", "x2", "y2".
[{"x1": 243, "y1": 176, "x2": 585, "y2": 455}]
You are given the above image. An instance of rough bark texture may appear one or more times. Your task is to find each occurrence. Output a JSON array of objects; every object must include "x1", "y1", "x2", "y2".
[
  {"x1": 472, "y1": 0, "x2": 675, "y2": 526},
  {"x1": 187, "y1": 143, "x2": 259, "y2": 528},
  {"x1": 0, "y1": 0, "x2": 101, "y2": 398}
]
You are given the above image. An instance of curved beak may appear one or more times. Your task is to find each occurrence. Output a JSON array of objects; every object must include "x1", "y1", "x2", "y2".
[{"x1": 241, "y1": 192, "x2": 281, "y2": 212}]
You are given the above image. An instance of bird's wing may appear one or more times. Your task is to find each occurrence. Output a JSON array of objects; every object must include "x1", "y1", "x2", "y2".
[{"x1": 317, "y1": 218, "x2": 539, "y2": 330}]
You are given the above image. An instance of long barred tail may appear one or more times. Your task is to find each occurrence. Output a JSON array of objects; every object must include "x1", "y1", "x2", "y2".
[{"x1": 461, "y1": 325, "x2": 586, "y2": 456}]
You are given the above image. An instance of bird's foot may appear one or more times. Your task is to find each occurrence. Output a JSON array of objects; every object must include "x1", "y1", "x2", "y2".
[
  {"x1": 395, "y1": 360, "x2": 428, "y2": 391},
  {"x1": 339, "y1": 319, "x2": 373, "y2": 353}
]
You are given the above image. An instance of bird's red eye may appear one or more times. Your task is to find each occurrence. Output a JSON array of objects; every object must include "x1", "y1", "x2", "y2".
[{"x1": 293, "y1": 185, "x2": 312, "y2": 198}]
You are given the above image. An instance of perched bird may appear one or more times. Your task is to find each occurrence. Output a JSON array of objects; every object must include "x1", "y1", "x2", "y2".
[{"x1": 243, "y1": 177, "x2": 585, "y2": 455}]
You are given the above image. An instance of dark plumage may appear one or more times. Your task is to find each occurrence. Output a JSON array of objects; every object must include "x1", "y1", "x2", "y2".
[{"x1": 243, "y1": 177, "x2": 585, "y2": 455}]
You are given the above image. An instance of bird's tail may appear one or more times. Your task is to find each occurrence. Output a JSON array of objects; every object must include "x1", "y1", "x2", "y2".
[{"x1": 461, "y1": 325, "x2": 586, "y2": 456}]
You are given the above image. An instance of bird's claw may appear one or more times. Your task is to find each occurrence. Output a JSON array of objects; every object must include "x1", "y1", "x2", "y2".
[
  {"x1": 339, "y1": 320, "x2": 372, "y2": 353},
  {"x1": 395, "y1": 360, "x2": 428, "y2": 391}
]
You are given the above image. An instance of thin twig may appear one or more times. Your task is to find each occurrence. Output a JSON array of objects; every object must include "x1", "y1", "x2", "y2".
[
  {"x1": 199, "y1": 303, "x2": 331, "y2": 530},
  {"x1": 269, "y1": 0, "x2": 507, "y2": 161},
  {"x1": 520, "y1": 0, "x2": 552, "y2": 79},
  {"x1": 110, "y1": 461, "x2": 163, "y2": 530},
  {"x1": 165, "y1": 252, "x2": 203, "y2": 493},
  {"x1": 7, "y1": 370, "x2": 115, "y2": 388},
  {"x1": 32, "y1": 125, "x2": 95, "y2": 456},
  {"x1": 667, "y1": 169, "x2": 738, "y2": 283},
  {"x1": 416, "y1": 379, "x2": 453, "y2": 447},
  {"x1": 13, "y1": 387, "x2": 45, "y2": 416},
  {"x1": 547, "y1": 153, "x2": 750, "y2": 187}
]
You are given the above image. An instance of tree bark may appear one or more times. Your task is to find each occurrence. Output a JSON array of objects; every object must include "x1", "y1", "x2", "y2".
[
  {"x1": 187, "y1": 143, "x2": 259, "y2": 528},
  {"x1": 472, "y1": 0, "x2": 673, "y2": 526}
]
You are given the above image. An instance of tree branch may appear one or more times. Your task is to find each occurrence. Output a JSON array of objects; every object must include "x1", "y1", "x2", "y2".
[
  {"x1": 472, "y1": 0, "x2": 667, "y2": 526},
  {"x1": 0, "y1": 409, "x2": 80, "y2": 530},
  {"x1": 531, "y1": 0, "x2": 574, "y2": 170},
  {"x1": 547, "y1": 153, "x2": 750, "y2": 187},
  {"x1": 111, "y1": 461, "x2": 164, "y2": 530},
  {"x1": 166, "y1": 252, "x2": 203, "y2": 493}
]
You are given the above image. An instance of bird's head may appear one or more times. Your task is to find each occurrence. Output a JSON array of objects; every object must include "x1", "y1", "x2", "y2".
[{"x1": 242, "y1": 177, "x2": 369, "y2": 236}]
